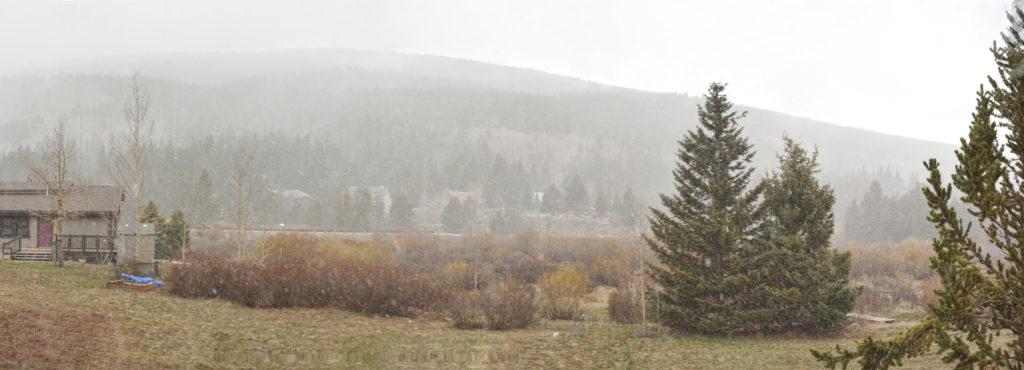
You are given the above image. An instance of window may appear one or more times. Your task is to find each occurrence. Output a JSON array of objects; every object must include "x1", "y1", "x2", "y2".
[{"x1": 0, "y1": 216, "x2": 29, "y2": 238}]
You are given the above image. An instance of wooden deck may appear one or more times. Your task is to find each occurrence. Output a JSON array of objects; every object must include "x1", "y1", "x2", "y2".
[
  {"x1": 20, "y1": 247, "x2": 52, "y2": 253},
  {"x1": 1, "y1": 247, "x2": 116, "y2": 263},
  {"x1": 2, "y1": 248, "x2": 52, "y2": 262}
]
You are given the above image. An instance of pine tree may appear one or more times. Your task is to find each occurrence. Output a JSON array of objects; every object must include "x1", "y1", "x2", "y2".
[
  {"x1": 508, "y1": 161, "x2": 532, "y2": 209},
  {"x1": 462, "y1": 196, "x2": 478, "y2": 232},
  {"x1": 541, "y1": 185, "x2": 562, "y2": 214},
  {"x1": 563, "y1": 175, "x2": 589, "y2": 214},
  {"x1": 484, "y1": 155, "x2": 508, "y2": 208},
  {"x1": 336, "y1": 187, "x2": 352, "y2": 230},
  {"x1": 369, "y1": 196, "x2": 386, "y2": 231},
  {"x1": 441, "y1": 197, "x2": 466, "y2": 233},
  {"x1": 388, "y1": 193, "x2": 416, "y2": 230},
  {"x1": 140, "y1": 200, "x2": 162, "y2": 224},
  {"x1": 350, "y1": 188, "x2": 372, "y2": 231},
  {"x1": 156, "y1": 210, "x2": 191, "y2": 260},
  {"x1": 594, "y1": 190, "x2": 610, "y2": 216},
  {"x1": 755, "y1": 137, "x2": 859, "y2": 335},
  {"x1": 815, "y1": 9, "x2": 1024, "y2": 367},
  {"x1": 189, "y1": 169, "x2": 216, "y2": 223},
  {"x1": 645, "y1": 83, "x2": 766, "y2": 335},
  {"x1": 615, "y1": 188, "x2": 642, "y2": 231},
  {"x1": 844, "y1": 180, "x2": 885, "y2": 242}
]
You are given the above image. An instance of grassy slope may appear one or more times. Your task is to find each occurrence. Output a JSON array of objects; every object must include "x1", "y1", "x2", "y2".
[{"x1": 0, "y1": 262, "x2": 947, "y2": 369}]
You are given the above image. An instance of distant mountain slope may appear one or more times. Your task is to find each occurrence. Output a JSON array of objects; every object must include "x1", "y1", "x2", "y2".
[
  {"x1": 15, "y1": 49, "x2": 627, "y2": 95},
  {"x1": 0, "y1": 50, "x2": 957, "y2": 212}
]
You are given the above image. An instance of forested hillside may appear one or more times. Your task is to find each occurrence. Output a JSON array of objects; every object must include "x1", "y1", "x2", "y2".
[{"x1": 0, "y1": 50, "x2": 956, "y2": 233}]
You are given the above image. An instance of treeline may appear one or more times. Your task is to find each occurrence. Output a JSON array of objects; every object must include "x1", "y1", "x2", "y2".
[
  {"x1": 842, "y1": 180, "x2": 933, "y2": 243},
  {"x1": 0, "y1": 70, "x2": 953, "y2": 235},
  {"x1": 440, "y1": 186, "x2": 644, "y2": 234},
  {"x1": 0, "y1": 125, "x2": 929, "y2": 237},
  {"x1": 841, "y1": 179, "x2": 985, "y2": 244},
  {"x1": 0, "y1": 132, "x2": 649, "y2": 233}
]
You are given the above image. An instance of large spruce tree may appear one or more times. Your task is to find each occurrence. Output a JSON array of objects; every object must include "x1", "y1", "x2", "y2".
[
  {"x1": 815, "y1": 8, "x2": 1024, "y2": 368},
  {"x1": 756, "y1": 137, "x2": 859, "y2": 335},
  {"x1": 646, "y1": 83, "x2": 767, "y2": 335}
]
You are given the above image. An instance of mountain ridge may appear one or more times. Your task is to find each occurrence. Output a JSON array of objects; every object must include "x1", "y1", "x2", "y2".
[{"x1": 0, "y1": 49, "x2": 957, "y2": 215}]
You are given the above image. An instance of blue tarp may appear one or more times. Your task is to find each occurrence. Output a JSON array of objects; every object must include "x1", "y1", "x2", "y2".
[{"x1": 120, "y1": 273, "x2": 165, "y2": 287}]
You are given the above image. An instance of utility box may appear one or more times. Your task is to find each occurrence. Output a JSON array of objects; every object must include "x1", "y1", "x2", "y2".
[{"x1": 117, "y1": 223, "x2": 157, "y2": 276}]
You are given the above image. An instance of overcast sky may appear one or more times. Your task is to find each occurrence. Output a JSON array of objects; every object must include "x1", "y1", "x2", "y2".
[{"x1": 0, "y1": 0, "x2": 1013, "y2": 144}]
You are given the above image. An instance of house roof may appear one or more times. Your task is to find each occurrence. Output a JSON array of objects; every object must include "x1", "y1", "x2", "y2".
[
  {"x1": 270, "y1": 189, "x2": 311, "y2": 199},
  {"x1": 0, "y1": 182, "x2": 122, "y2": 214}
]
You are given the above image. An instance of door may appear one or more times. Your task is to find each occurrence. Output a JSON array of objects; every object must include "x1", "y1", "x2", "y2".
[{"x1": 37, "y1": 221, "x2": 52, "y2": 248}]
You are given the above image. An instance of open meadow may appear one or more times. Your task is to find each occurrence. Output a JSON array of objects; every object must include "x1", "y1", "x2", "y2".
[{"x1": 0, "y1": 261, "x2": 949, "y2": 369}]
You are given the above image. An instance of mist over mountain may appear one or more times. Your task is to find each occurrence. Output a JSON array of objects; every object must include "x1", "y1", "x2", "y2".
[{"x1": 0, "y1": 50, "x2": 955, "y2": 230}]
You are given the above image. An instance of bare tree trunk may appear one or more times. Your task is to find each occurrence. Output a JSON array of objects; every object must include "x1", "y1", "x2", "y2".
[
  {"x1": 27, "y1": 123, "x2": 82, "y2": 267},
  {"x1": 228, "y1": 140, "x2": 258, "y2": 259},
  {"x1": 107, "y1": 74, "x2": 154, "y2": 265}
]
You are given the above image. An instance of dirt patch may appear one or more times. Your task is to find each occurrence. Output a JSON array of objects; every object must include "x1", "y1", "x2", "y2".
[{"x1": 0, "y1": 304, "x2": 116, "y2": 369}]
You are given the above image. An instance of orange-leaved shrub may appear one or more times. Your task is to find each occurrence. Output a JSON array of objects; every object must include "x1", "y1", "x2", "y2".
[{"x1": 538, "y1": 263, "x2": 591, "y2": 320}]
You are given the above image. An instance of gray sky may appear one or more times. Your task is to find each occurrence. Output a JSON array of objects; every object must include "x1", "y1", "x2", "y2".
[{"x1": 0, "y1": 0, "x2": 1012, "y2": 144}]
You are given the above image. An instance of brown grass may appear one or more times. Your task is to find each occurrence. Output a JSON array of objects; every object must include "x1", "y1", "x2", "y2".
[
  {"x1": 0, "y1": 261, "x2": 953, "y2": 368},
  {"x1": 0, "y1": 305, "x2": 115, "y2": 369}
]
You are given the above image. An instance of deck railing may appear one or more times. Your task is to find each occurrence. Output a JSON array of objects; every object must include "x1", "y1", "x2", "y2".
[
  {"x1": 2, "y1": 237, "x2": 22, "y2": 259},
  {"x1": 56, "y1": 235, "x2": 116, "y2": 264}
]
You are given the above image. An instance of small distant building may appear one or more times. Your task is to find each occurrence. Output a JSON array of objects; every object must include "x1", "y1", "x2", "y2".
[
  {"x1": 447, "y1": 191, "x2": 476, "y2": 202},
  {"x1": 117, "y1": 222, "x2": 156, "y2": 272},
  {"x1": 0, "y1": 182, "x2": 121, "y2": 262},
  {"x1": 269, "y1": 189, "x2": 311, "y2": 200}
]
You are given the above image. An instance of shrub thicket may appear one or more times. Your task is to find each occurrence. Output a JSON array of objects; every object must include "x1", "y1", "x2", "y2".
[
  {"x1": 846, "y1": 239, "x2": 939, "y2": 312},
  {"x1": 441, "y1": 260, "x2": 479, "y2": 290},
  {"x1": 167, "y1": 235, "x2": 450, "y2": 317},
  {"x1": 588, "y1": 251, "x2": 631, "y2": 287},
  {"x1": 448, "y1": 280, "x2": 537, "y2": 330},
  {"x1": 171, "y1": 233, "x2": 547, "y2": 330},
  {"x1": 608, "y1": 283, "x2": 642, "y2": 324}
]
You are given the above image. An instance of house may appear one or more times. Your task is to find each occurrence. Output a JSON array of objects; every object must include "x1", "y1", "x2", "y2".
[{"x1": 0, "y1": 182, "x2": 122, "y2": 262}]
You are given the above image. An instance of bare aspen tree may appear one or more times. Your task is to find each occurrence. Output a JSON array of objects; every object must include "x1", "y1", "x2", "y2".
[
  {"x1": 228, "y1": 139, "x2": 260, "y2": 258},
  {"x1": 107, "y1": 73, "x2": 154, "y2": 263},
  {"x1": 27, "y1": 122, "x2": 83, "y2": 267}
]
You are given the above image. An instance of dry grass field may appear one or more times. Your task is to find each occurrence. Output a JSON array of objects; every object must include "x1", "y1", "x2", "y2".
[{"x1": 0, "y1": 261, "x2": 949, "y2": 369}]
